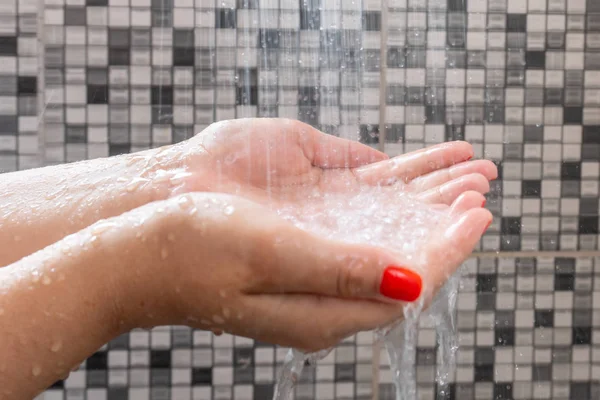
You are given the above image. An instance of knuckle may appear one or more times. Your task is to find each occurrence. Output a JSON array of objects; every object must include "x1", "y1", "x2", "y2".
[{"x1": 336, "y1": 257, "x2": 369, "y2": 298}]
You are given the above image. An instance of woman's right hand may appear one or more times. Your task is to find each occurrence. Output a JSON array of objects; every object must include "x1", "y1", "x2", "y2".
[{"x1": 109, "y1": 191, "x2": 490, "y2": 352}]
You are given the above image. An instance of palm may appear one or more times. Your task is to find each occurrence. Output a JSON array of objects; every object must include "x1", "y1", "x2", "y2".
[{"x1": 191, "y1": 119, "x2": 496, "y2": 208}]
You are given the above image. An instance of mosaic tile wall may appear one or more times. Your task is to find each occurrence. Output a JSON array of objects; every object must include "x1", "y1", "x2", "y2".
[
  {"x1": 0, "y1": 0, "x2": 593, "y2": 398},
  {"x1": 0, "y1": 0, "x2": 41, "y2": 172}
]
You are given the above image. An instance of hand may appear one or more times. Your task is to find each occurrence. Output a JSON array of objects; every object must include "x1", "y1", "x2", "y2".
[
  {"x1": 171, "y1": 118, "x2": 497, "y2": 208},
  {"x1": 114, "y1": 191, "x2": 491, "y2": 352}
]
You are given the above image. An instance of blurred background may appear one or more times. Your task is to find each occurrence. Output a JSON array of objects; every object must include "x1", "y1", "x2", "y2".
[{"x1": 2, "y1": 0, "x2": 599, "y2": 398}]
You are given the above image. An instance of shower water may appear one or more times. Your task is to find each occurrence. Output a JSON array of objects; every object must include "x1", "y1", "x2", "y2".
[{"x1": 272, "y1": 184, "x2": 462, "y2": 400}]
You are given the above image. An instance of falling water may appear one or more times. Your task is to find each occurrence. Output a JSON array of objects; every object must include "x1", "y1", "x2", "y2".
[{"x1": 270, "y1": 183, "x2": 462, "y2": 400}]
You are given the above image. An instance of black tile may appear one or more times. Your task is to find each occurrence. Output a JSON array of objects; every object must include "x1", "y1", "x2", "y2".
[
  {"x1": 564, "y1": 107, "x2": 583, "y2": 124},
  {"x1": 447, "y1": 0, "x2": 467, "y2": 11},
  {"x1": 573, "y1": 327, "x2": 592, "y2": 344},
  {"x1": 445, "y1": 125, "x2": 465, "y2": 141},
  {"x1": 485, "y1": 105, "x2": 504, "y2": 123},
  {"x1": 87, "y1": 0, "x2": 108, "y2": 4},
  {"x1": 234, "y1": 348, "x2": 253, "y2": 367},
  {"x1": 571, "y1": 383, "x2": 591, "y2": 400},
  {"x1": 150, "y1": 350, "x2": 171, "y2": 368},
  {"x1": 386, "y1": 124, "x2": 405, "y2": 142},
  {"x1": 447, "y1": 30, "x2": 466, "y2": 48},
  {"x1": 259, "y1": 29, "x2": 280, "y2": 48},
  {"x1": 501, "y1": 217, "x2": 521, "y2": 235},
  {"x1": 474, "y1": 365, "x2": 494, "y2": 381},
  {"x1": 582, "y1": 144, "x2": 600, "y2": 160},
  {"x1": 525, "y1": 51, "x2": 545, "y2": 69},
  {"x1": 17, "y1": 77, "x2": 36, "y2": 95},
  {"x1": 477, "y1": 275, "x2": 497, "y2": 292},
  {"x1": 107, "y1": 389, "x2": 128, "y2": 400},
  {"x1": 522, "y1": 180, "x2": 541, "y2": 197},
  {"x1": 535, "y1": 310, "x2": 554, "y2": 327},
  {"x1": 173, "y1": 48, "x2": 194, "y2": 66},
  {"x1": 152, "y1": 105, "x2": 173, "y2": 123},
  {"x1": 109, "y1": 144, "x2": 131, "y2": 156},
  {"x1": 297, "y1": 107, "x2": 318, "y2": 126},
  {"x1": 362, "y1": 12, "x2": 381, "y2": 31},
  {"x1": 426, "y1": 106, "x2": 446, "y2": 123},
  {"x1": 151, "y1": 86, "x2": 173, "y2": 104},
  {"x1": 192, "y1": 368, "x2": 212, "y2": 385},
  {"x1": 507, "y1": 14, "x2": 527, "y2": 32},
  {"x1": 108, "y1": 48, "x2": 130, "y2": 65},
  {"x1": 66, "y1": 125, "x2": 86, "y2": 143},
  {"x1": 387, "y1": 47, "x2": 406, "y2": 68},
  {"x1": 237, "y1": 0, "x2": 258, "y2": 7},
  {"x1": 387, "y1": 86, "x2": 406, "y2": 105},
  {"x1": 406, "y1": 48, "x2": 426, "y2": 68},
  {"x1": 524, "y1": 125, "x2": 543, "y2": 142},
  {"x1": 532, "y1": 365, "x2": 551, "y2": 381},
  {"x1": 561, "y1": 162, "x2": 581, "y2": 179},
  {"x1": 359, "y1": 125, "x2": 379, "y2": 144},
  {"x1": 298, "y1": 86, "x2": 318, "y2": 107},
  {"x1": 64, "y1": 7, "x2": 87, "y2": 25},
  {"x1": 0, "y1": 36, "x2": 17, "y2": 55},
  {"x1": 216, "y1": 9, "x2": 236, "y2": 29},
  {"x1": 300, "y1": 10, "x2": 320, "y2": 30},
  {"x1": 234, "y1": 366, "x2": 253, "y2": 384},
  {"x1": 583, "y1": 126, "x2": 600, "y2": 143},
  {"x1": 334, "y1": 364, "x2": 355, "y2": 382},
  {"x1": 555, "y1": 274, "x2": 574, "y2": 291},
  {"x1": 494, "y1": 384, "x2": 512, "y2": 400},
  {"x1": 87, "y1": 370, "x2": 107, "y2": 387},
  {"x1": 544, "y1": 88, "x2": 564, "y2": 105},
  {"x1": 579, "y1": 217, "x2": 599, "y2": 234},
  {"x1": 254, "y1": 384, "x2": 274, "y2": 399},
  {"x1": 475, "y1": 348, "x2": 495, "y2": 366},
  {"x1": 87, "y1": 85, "x2": 108, "y2": 104},
  {"x1": 86, "y1": 352, "x2": 107, "y2": 370},
  {"x1": 435, "y1": 383, "x2": 455, "y2": 400},
  {"x1": 495, "y1": 328, "x2": 514, "y2": 346},
  {"x1": 477, "y1": 293, "x2": 496, "y2": 311}
]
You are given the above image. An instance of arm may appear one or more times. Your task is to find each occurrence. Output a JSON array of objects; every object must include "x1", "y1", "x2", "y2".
[
  {"x1": 0, "y1": 205, "x2": 169, "y2": 399},
  {"x1": 0, "y1": 147, "x2": 207, "y2": 267}
]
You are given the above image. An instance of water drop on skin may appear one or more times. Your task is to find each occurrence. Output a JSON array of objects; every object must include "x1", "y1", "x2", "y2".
[
  {"x1": 32, "y1": 365, "x2": 41, "y2": 377},
  {"x1": 0, "y1": 308, "x2": 4, "y2": 316},
  {"x1": 161, "y1": 248, "x2": 169, "y2": 260},
  {"x1": 212, "y1": 315, "x2": 225, "y2": 324},
  {"x1": 51, "y1": 340, "x2": 62, "y2": 352},
  {"x1": 42, "y1": 276, "x2": 51, "y2": 285},
  {"x1": 13, "y1": 236, "x2": 21, "y2": 242},
  {"x1": 167, "y1": 233, "x2": 176, "y2": 242},
  {"x1": 222, "y1": 308, "x2": 231, "y2": 318},
  {"x1": 218, "y1": 289, "x2": 227, "y2": 298}
]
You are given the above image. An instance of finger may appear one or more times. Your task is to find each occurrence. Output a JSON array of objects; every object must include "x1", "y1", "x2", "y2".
[
  {"x1": 354, "y1": 141, "x2": 474, "y2": 185},
  {"x1": 249, "y1": 224, "x2": 423, "y2": 303},
  {"x1": 417, "y1": 173, "x2": 490, "y2": 205},
  {"x1": 409, "y1": 160, "x2": 498, "y2": 193},
  {"x1": 240, "y1": 294, "x2": 400, "y2": 352},
  {"x1": 450, "y1": 191, "x2": 487, "y2": 216},
  {"x1": 291, "y1": 120, "x2": 389, "y2": 168},
  {"x1": 424, "y1": 208, "x2": 492, "y2": 293}
]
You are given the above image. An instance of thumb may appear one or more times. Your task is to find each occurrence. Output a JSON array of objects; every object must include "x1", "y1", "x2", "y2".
[{"x1": 256, "y1": 224, "x2": 423, "y2": 303}]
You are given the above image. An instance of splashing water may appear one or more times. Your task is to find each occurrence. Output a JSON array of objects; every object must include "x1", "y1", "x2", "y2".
[{"x1": 271, "y1": 184, "x2": 462, "y2": 400}]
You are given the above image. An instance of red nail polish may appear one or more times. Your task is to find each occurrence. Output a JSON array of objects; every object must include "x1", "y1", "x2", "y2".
[
  {"x1": 380, "y1": 267, "x2": 422, "y2": 302},
  {"x1": 481, "y1": 199, "x2": 487, "y2": 208}
]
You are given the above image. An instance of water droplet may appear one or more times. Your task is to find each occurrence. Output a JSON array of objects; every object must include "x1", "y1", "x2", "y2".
[
  {"x1": 178, "y1": 195, "x2": 193, "y2": 210},
  {"x1": 223, "y1": 205, "x2": 235, "y2": 216},
  {"x1": 32, "y1": 365, "x2": 41, "y2": 376},
  {"x1": 91, "y1": 222, "x2": 116, "y2": 235},
  {"x1": 167, "y1": 233, "x2": 176, "y2": 242},
  {"x1": 219, "y1": 289, "x2": 227, "y2": 298},
  {"x1": 0, "y1": 308, "x2": 4, "y2": 316},
  {"x1": 51, "y1": 340, "x2": 62, "y2": 352},
  {"x1": 161, "y1": 248, "x2": 169, "y2": 260},
  {"x1": 42, "y1": 276, "x2": 51, "y2": 285},
  {"x1": 14, "y1": 235, "x2": 21, "y2": 242},
  {"x1": 32, "y1": 271, "x2": 40, "y2": 283},
  {"x1": 222, "y1": 308, "x2": 231, "y2": 318},
  {"x1": 212, "y1": 315, "x2": 225, "y2": 324},
  {"x1": 126, "y1": 178, "x2": 149, "y2": 192}
]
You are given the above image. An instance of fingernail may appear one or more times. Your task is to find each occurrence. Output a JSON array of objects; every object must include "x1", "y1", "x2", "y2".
[
  {"x1": 481, "y1": 199, "x2": 487, "y2": 208},
  {"x1": 380, "y1": 266, "x2": 422, "y2": 302}
]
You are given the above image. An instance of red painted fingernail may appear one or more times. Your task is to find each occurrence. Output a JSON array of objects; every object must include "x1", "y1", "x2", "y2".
[
  {"x1": 481, "y1": 199, "x2": 487, "y2": 208},
  {"x1": 380, "y1": 267, "x2": 422, "y2": 302}
]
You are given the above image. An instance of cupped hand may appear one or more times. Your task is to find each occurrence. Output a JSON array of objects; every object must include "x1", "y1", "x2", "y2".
[
  {"x1": 171, "y1": 118, "x2": 497, "y2": 207},
  {"x1": 114, "y1": 191, "x2": 491, "y2": 352}
]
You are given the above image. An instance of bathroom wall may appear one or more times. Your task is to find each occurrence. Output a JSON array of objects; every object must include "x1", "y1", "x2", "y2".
[{"x1": 1, "y1": 0, "x2": 599, "y2": 399}]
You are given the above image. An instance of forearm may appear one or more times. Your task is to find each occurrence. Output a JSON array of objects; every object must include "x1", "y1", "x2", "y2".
[
  {"x1": 0, "y1": 224, "x2": 138, "y2": 398},
  {"x1": 0, "y1": 147, "x2": 198, "y2": 267}
]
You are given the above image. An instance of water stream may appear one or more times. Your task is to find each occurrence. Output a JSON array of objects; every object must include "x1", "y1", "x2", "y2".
[{"x1": 270, "y1": 184, "x2": 461, "y2": 400}]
